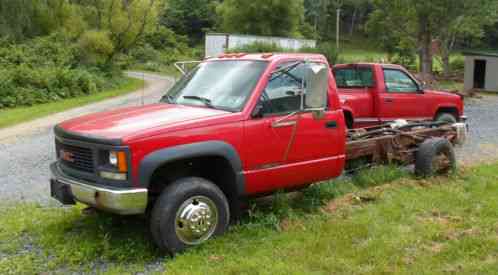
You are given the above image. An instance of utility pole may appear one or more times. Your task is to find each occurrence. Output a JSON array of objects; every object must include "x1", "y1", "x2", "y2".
[{"x1": 336, "y1": 8, "x2": 341, "y2": 51}]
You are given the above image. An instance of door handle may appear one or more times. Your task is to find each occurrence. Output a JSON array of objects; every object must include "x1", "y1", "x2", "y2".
[
  {"x1": 325, "y1": 121, "x2": 337, "y2": 129},
  {"x1": 385, "y1": 98, "x2": 394, "y2": 103},
  {"x1": 272, "y1": 120, "x2": 297, "y2": 128}
]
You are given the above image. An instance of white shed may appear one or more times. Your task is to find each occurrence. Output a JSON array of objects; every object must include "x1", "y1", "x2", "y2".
[
  {"x1": 463, "y1": 51, "x2": 498, "y2": 92},
  {"x1": 205, "y1": 33, "x2": 316, "y2": 58}
]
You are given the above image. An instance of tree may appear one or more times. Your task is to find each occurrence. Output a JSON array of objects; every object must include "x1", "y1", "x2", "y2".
[
  {"x1": 435, "y1": 0, "x2": 498, "y2": 77},
  {"x1": 483, "y1": 21, "x2": 498, "y2": 48},
  {"x1": 217, "y1": 0, "x2": 304, "y2": 37},
  {"x1": 77, "y1": 0, "x2": 162, "y2": 64},
  {"x1": 368, "y1": 0, "x2": 498, "y2": 79},
  {"x1": 160, "y1": 0, "x2": 218, "y2": 44}
]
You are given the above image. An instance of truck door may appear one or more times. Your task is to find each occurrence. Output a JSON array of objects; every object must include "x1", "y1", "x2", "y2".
[
  {"x1": 378, "y1": 68, "x2": 431, "y2": 121},
  {"x1": 244, "y1": 61, "x2": 345, "y2": 194}
]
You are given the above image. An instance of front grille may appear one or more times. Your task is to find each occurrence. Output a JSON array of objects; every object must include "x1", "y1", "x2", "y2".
[{"x1": 56, "y1": 140, "x2": 95, "y2": 173}]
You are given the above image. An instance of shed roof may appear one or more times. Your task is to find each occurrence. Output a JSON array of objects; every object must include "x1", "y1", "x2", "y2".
[{"x1": 462, "y1": 50, "x2": 498, "y2": 58}]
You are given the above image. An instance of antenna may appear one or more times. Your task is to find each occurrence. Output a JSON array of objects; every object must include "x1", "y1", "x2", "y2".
[{"x1": 141, "y1": 72, "x2": 145, "y2": 106}]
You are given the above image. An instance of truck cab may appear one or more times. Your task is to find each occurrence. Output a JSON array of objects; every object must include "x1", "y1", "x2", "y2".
[{"x1": 333, "y1": 63, "x2": 465, "y2": 128}]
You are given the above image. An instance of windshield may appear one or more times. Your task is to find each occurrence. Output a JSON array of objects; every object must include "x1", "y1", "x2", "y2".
[{"x1": 163, "y1": 60, "x2": 268, "y2": 111}]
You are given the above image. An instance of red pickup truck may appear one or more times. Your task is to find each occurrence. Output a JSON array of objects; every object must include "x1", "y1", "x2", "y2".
[
  {"x1": 50, "y1": 53, "x2": 466, "y2": 254},
  {"x1": 333, "y1": 63, "x2": 465, "y2": 128}
]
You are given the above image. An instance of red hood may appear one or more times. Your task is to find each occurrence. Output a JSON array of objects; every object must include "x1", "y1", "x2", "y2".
[
  {"x1": 423, "y1": 89, "x2": 460, "y2": 98},
  {"x1": 58, "y1": 104, "x2": 230, "y2": 141}
]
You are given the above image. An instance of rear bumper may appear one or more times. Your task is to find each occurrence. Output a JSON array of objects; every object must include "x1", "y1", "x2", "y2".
[{"x1": 50, "y1": 163, "x2": 148, "y2": 215}]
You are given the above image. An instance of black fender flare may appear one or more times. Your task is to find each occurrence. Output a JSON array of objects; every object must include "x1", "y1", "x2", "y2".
[{"x1": 138, "y1": 141, "x2": 245, "y2": 198}]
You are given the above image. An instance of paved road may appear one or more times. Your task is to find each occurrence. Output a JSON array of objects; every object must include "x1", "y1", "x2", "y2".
[
  {"x1": 0, "y1": 72, "x2": 175, "y2": 204},
  {"x1": 0, "y1": 78, "x2": 497, "y2": 204}
]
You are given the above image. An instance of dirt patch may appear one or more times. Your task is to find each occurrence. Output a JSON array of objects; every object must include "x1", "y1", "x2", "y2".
[{"x1": 279, "y1": 218, "x2": 306, "y2": 232}]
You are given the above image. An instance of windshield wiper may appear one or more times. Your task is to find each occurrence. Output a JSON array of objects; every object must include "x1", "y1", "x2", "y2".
[{"x1": 183, "y1": 95, "x2": 215, "y2": 108}]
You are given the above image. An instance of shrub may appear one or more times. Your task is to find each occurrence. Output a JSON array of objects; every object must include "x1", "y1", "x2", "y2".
[
  {"x1": 226, "y1": 41, "x2": 341, "y2": 65},
  {"x1": 0, "y1": 66, "x2": 108, "y2": 108},
  {"x1": 450, "y1": 57, "x2": 465, "y2": 73},
  {"x1": 227, "y1": 42, "x2": 285, "y2": 53},
  {"x1": 78, "y1": 30, "x2": 114, "y2": 66},
  {"x1": 144, "y1": 26, "x2": 189, "y2": 51},
  {"x1": 129, "y1": 44, "x2": 161, "y2": 64},
  {"x1": 0, "y1": 33, "x2": 79, "y2": 68},
  {"x1": 300, "y1": 42, "x2": 340, "y2": 65},
  {"x1": 0, "y1": 33, "x2": 120, "y2": 109}
]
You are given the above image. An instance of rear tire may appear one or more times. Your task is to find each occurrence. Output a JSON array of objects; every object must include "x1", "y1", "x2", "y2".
[
  {"x1": 436, "y1": 113, "x2": 457, "y2": 124},
  {"x1": 415, "y1": 138, "x2": 456, "y2": 177},
  {"x1": 149, "y1": 177, "x2": 230, "y2": 254}
]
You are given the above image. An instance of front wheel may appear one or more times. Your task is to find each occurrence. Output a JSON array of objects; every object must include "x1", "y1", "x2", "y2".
[
  {"x1": 435, "y1": 113, "x2": 457, "y2": 124},
  {"x1": 149, "y1": 177, "x2": 230, "y2": 254}
]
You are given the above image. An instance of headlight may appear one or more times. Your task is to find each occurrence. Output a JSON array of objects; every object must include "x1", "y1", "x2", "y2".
[
  {"x1": 109, "y1": 151, "x2": 119, "y2": 166},
  {"x1": 100, "y1": 150, "x2": 128, "y2": 181},
  {"x1": 107, "y1": 151, "x2": 128, "y2": 173}
]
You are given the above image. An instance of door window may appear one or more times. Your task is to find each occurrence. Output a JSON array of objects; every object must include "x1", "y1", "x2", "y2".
[
  {"x1": 260, "y1": 62, "x2": 306, "y2": 115},
  {"x1": 383, "y1": 69, "x2": 419, "y2": 93},
  {"x1": 334, "y1": 67, "x2": 374, "y2": 88}
]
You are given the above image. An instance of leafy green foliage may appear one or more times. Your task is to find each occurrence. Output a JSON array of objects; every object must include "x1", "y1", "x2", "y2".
[
  {"x1": 227, "y1": 42, "x2": 285, "y2": 53},
  {"x1": 217, "y1": 0, "x2": 305, "y2": 37},
  {"x1": 0, "y1": 34, "x2": 124, "y2": 109},
  {"x1": 0, "y1": 78, "x2": 143, "y2": 129},
  {"x1": 78, "y1": 30, "x2": 115, "y2": 66},
  {"x1": 0, "y1": 0, "x2": 76, "y2": 41},
  {"x1": 160, "y1": 0, "x2": 219, "y2": 44},
  {"x1": 228, "y1": 41, "x2": 340, "y2": 64},
  {"x1": 367, "y1": 0, "x2": 498, "y2": 77}
]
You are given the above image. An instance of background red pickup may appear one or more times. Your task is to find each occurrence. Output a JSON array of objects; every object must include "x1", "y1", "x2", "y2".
[{"x1": 333, "y1": 63, "x2": 464, "y2": 128}]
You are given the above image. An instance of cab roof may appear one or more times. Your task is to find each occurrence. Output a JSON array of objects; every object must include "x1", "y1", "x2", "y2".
[{"x1": 334, "y1": 63, "x2": 405, "y2": 70}]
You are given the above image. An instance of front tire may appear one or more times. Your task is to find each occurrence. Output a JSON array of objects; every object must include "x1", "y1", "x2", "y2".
[{"x1": 149, "y1": 177, "x2": 230, "y2": 254}]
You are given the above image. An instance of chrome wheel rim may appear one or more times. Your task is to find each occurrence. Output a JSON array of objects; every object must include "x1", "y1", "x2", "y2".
[{"x1": 175, "y1": 196, "x2": 218, "y2": 245}]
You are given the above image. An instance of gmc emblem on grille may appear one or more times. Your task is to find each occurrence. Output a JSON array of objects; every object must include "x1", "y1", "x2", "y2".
[{"x1": 60, "y1": 150, "x2": 75, "y2": 162}]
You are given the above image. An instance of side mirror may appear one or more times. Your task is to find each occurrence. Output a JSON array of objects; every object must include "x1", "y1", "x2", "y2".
[
  {"x1": 304, "y1": 63, "x2": 328, "y2": 110},
  {"x1": 251, "y1": 102, "x2": 264, "y2": 118},
  {"x1": 418, "y1": 81, "x2": 426, "y2": 93}
]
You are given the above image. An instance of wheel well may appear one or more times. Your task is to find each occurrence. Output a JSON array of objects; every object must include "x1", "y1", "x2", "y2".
[
  {"x1": 148, "y1": 156, "x2": 239, "y2": 217},
  {"x1": 435, "y1": 107, "x2": 458, "y2": 120},
  {"x1": 343, "y1": 110, "x2": 354, "y2": 128}
]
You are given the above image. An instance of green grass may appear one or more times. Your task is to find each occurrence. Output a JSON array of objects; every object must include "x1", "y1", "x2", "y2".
[
  {"x1": 0, "y1": 77, "x2": 145, "y2": 129},
  {"x1": 338, "y1": 37, "x2": 388, "y2": 64},
  {"x1": 2, "y1": 164, "x2": 498, "y2": 274}
]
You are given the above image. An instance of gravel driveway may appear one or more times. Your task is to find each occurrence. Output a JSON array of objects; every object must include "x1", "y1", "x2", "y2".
[
  {"x1": 0, "y1": 79, "x2": 496, "y2": 204},
  {"x1": 0, "y1": 72, "x2": 175, "y2": 204},
  {"x1": 457, "y1": 95, "x2": 498, "y2": 165}
]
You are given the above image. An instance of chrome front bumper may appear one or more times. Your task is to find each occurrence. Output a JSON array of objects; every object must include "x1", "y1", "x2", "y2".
[{"x1": 50, "y1": 163, "x2": 148, "y2": 215}]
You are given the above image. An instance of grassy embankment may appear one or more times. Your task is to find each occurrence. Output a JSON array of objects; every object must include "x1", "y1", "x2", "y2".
[
  {"x1": 2, "y1": 163, "x2": 498, "y2": 274},
  {"x1": 0, "y1": 77, "x2": 144, "y2": 129}
]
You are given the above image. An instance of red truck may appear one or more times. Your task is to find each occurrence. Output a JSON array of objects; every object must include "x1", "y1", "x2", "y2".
[
  {"x1": 333, "y1": 63, "x2": 465, "y2": 128},
  {"x1": 50, "y1": 53, "x2": 467, "y2": 254}
]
